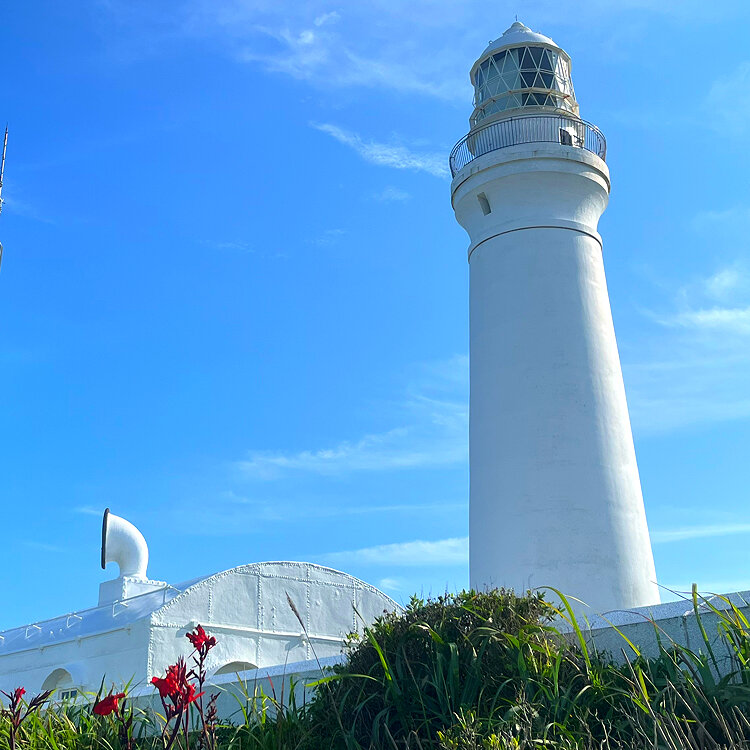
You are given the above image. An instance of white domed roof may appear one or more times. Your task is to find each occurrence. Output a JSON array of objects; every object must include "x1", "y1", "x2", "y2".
[{"x1": 479, "y1": 22, "x2": 562, "y2": 60}]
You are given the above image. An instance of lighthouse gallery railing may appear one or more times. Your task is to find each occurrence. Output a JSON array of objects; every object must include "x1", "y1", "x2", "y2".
[{"x1": 449, "y1": 115, "x2": 606, "y2": 177}]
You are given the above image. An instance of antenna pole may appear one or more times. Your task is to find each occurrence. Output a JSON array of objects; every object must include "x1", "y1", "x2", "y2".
[
  {"x1": 0, "y1": 126, "x2": 7, "y2": 216},
  {"x1": 0, "y1": 126, "x2": 7, "y2": 271}
]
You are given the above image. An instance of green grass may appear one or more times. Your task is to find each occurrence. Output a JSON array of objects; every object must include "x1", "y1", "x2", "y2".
[{"x1": 4, "y1": 587, "x2": 750, "y2": 749}]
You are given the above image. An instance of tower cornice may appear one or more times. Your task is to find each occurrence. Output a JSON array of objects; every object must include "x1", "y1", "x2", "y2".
[{"x1": 451, "y1": 140, "x2": 610, "y2": 201}]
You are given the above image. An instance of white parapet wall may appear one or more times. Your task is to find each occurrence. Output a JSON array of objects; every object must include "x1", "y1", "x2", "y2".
[
  {"x1": 127, "y1": 655, "x2": 344, "y2": 725},
  {"x1": 568, "y1": 590, "x2": 750, "y2": 674}
]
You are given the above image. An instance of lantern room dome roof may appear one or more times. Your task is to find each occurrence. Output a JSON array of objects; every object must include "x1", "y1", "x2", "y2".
[{"x1": 478, "y1": 22, "x2": 562, "y2": 61}]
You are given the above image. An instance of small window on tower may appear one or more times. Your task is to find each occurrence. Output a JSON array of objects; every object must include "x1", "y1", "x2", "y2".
[{"x1": 477, "y1": 192, "x2": 492, "y2": 215}]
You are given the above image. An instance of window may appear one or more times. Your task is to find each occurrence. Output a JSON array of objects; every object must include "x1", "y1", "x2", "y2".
[{"x1": 477, "y1": 193, "x2": 492, "y2": 215}]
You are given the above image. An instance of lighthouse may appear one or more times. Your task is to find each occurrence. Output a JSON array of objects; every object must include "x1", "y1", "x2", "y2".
[{"x1": 451, "y1": 22, "x2": 660, "y2": 612}]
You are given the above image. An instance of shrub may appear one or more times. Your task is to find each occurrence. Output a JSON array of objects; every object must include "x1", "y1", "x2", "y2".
[
  {"x1": 300, "y1": 588, "x2": 750, "y2": 749},
  {"x1": 303, "y1": 589, "x2": 557, "y2": 748}
]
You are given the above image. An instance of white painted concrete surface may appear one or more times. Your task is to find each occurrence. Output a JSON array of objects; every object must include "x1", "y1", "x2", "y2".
[
  {"x1": 453, "y1": 47, "x2": 661, "y2": 611},
  {"x1": 0, "y1": 562, "x2": 398, "y2": 696},
  {"x1": 569, "y1": 590, "x2": 750, "y2": 675},
  {"x1": 101, "y1": 510, "x2": 150, "y2": 580}
]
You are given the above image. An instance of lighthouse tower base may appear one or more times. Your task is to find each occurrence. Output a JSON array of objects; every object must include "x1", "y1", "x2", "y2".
[{"x1": 453, "y1": 143, "x2": 660, "y2": 613}]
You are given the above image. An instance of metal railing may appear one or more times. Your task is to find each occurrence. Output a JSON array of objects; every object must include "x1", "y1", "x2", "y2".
[{"x1": 449, "y1": 115, "x2": 606, "y2": 177}]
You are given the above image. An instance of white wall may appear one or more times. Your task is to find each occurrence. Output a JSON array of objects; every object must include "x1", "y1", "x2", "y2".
[
  {"x1": 452, "y1": 144, "x2": 660, "y2": 613},
  {"x1": 0, "y1": 620, "x2": 152, "y2": 694}
]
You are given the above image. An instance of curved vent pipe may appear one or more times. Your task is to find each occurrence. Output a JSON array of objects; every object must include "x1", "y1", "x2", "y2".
[{"x1": 101, "y1": 508, "x2": 149, "y2": 580}]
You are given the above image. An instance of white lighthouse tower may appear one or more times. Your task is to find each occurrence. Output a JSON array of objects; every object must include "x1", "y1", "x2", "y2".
[{"x1": 451, "y1": 22, "x2": 660, "y2": 612}]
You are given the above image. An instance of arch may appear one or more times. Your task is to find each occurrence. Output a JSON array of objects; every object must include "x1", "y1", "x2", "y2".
[
  {"x1": 214, "y1": 660, "x2": 257, "y2": 676},
  {"x1": 41, "y1": 665, "x2": 86, "y2": 700},
  {"x1": 42, "y1": 668, "x2": 73, "y2": 691}
]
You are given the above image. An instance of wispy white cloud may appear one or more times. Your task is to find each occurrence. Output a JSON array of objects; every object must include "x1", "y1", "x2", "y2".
[
  {"x1": 237, "y1": 30, "x2": 452, "y2": 99},
  {"x1": 371, "y1": 186, "x2": 411, "y2": 203},
  {"x1": 238, "y1": 355, "x2": 467, "y2": 478},
  {"x1": 702, "y1": 266, "x2": 748, "y2": 302},
  {"x1": 309, "y1": 227, "x2": 346, "y2": 247},
  {"x1": 313, "y1": 11, "x2": 340, "y2": 27},
  {"x1": 660, "y1": 582, "x2": 750, "y2": 600},
  {"x1": 1, "y1": 192, "x2": 56, "y2": 225},
  {"x1": 627, "y1": 369, "x2": 750, "y2": 433},
  {"x1": 312, "y1": 123, "x2": 449, "y2": 179},
  {"x1": 203, "y1": 240, "x2": 253, "y2": 253},
  {"x1": 321, "y1": 537, "x2": 468, "y2": 567},
  {"x1": 98, "y1": 0, "x2": 750, "y2": 109},
  {"x1": 706, "y1": 61, "x2": 750, "y2": 135},
  {"x1": 165, "y1": 0, "x2": 746, "y2": 97},
  {"x1": 238, "y1": 426, "x2": 459, "y2": 478},
  {"x1": 626, "y1": 263, "x2": 750, "y2": 433},
  {"x1": 173, "y1": 495, "x2": 464, "y2": 536},
  {"x1": 691, "y1": 206, "x2": 750, "y2": 234},
  {"x1": 180, "y1": 0, "x2": 469, "y2": 100},
  {"x1": 22, "y1": 540, "x2": 66, "y2": 553},
  {"x1": 74, "y1": 506, "x2": 104, "y2": 517},
  {"x1": 378, "y1": 577, "x2": 404, "y2": 592},
  {"x1": 224, "y1": 491, "x2": 464, "y2": 522},
  {"x1": 647, "y1": 262, "x2": 750, "y2": 334},
  {"x1": 656, "y1": 306, "x2": 750, "y2": 335},
  {"x1": 652, "y1": 522, "x2": 750, "y2": 544}
]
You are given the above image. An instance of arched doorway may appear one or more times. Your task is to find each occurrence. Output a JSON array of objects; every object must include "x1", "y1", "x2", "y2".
[{"x1": 41, "y1": 668, "x2": 78, "y2": 701}]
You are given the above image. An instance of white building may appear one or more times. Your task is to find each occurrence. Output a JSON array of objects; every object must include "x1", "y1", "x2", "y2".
[
  {"x1": 451, "y1": 22, "x2": 661, "y2": 612},
  {"x1": 0, "y1": 511, "x2": 397, "y2": 696}
]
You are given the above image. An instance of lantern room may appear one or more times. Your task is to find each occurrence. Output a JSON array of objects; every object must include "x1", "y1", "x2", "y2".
[{"x1": 470, "y1": 22, "x2": 579, "y2": 127}]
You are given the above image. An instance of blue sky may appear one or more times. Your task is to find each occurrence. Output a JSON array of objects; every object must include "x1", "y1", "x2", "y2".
[{"x1": 2, "y1": 0, "x2": 750, "y2": 629}]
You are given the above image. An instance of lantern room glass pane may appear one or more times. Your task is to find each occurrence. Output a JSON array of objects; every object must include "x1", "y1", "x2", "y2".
[
  {"x1": 506, "y1": 48, "x2": 521, "y2": 68},
  {"x1": 502, "y1": 70, "x2": 520, "y2": 89},
  {"x1": 473, "y1": 43, "x2": 577, "y2": 123}
]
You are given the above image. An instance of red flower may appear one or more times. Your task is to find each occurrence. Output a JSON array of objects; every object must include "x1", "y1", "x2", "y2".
[
  {"x1": 93, "y1": 692, "x2": 125, "y2": 716},
  {"x1": 185, "y1": 625, "x2": 216, "y2": 652},
  {"x1": 186, "y1": 683, "x2": 204, "y2": 705},
  {"x1": 151, "y1": 664, "x2": 180, "y2": 698},
  {"x1": 151, "y1": 676, "x2": 173, "y2": 699},
  {"x1": 13, "y1": 688, "x2": 25, "y2": 703},
  {"x1": 151, "y1": 658, "x2": 203, "y2": 712}
]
